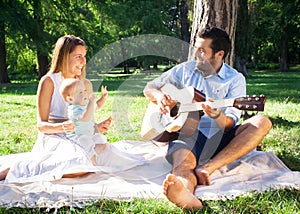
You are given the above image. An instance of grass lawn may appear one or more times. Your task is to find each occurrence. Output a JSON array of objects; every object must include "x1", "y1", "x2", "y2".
[{"x1": 0, "y1": 68, "x2": 299, "y2": 213}]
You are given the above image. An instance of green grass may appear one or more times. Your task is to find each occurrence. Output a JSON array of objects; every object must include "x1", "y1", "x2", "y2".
[{"x1": 0, "y1": 69, "x2": 299, "y2": 213}]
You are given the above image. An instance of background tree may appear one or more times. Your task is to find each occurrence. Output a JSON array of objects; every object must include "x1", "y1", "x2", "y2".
[
  {"x1": 248, "y1": 0, "x2": 300, "y2": 71},
  {"x1": 0, "y1": 0, "x2": 10, "y2": 83},
  {"x1": 0, "y1": 0, "x2": 299, "y2": 83},
  {"x1": 188, "y1": 0, "x2": 238, "y2": 66},
  {"x1": 235, "y1": 0, "x2": 250, "y2": 77}
]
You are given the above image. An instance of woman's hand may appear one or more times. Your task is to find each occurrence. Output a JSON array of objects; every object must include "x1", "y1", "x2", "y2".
[
  {"x1": 62, "y1": 120, "x2": 75, "y2": 134},
  {"x1": 96, "y1": 116, "x2": 112, "y2": 133}
]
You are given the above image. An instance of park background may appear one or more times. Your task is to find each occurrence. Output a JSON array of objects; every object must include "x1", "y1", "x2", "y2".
[{"x1": 0, "y1": 0, "x2": 299, "y2": 213}]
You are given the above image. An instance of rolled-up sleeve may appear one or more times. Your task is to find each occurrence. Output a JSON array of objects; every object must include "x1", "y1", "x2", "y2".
[{"x1": 224, "y1": 73, "x2": 246, "y2": 125}]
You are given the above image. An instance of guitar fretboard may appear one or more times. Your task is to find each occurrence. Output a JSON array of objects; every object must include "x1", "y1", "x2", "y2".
[{"x1": 179, "y1": 99, "x2": 236, "y2": 113}]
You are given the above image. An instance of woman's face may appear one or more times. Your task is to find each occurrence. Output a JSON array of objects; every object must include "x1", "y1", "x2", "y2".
[{"x1": 66, "y1": 45, "x2": 87, "y2": 78}]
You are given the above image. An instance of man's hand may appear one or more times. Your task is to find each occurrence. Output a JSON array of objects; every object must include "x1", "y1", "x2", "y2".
[
  {"x1": 201, "y1": 98, "x2": 222, "y2": 119},
  {"x1": 157, "y1": 94, "x2": 176, "y2": 115}
]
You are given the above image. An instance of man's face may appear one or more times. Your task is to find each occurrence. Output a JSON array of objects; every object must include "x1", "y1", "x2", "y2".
[{"x1": 194, "y1": 38, "x2": 219, "y2": 76}]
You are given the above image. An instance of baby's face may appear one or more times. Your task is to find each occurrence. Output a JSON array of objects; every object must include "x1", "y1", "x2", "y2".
[{"x1": 72, "y1": 81, "x2": 89, "y2": 106}]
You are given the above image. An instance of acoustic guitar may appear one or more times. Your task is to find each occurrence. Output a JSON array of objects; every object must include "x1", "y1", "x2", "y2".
[{"x1": 140, "y1": 83, "x2": 266, "y2": 142}]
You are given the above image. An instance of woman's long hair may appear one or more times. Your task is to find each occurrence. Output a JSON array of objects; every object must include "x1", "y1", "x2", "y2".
[{"x1": 49, "y1": 35, "x2": 86, "y2": 80}]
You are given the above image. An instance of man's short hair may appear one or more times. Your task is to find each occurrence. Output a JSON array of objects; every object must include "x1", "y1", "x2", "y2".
[{"x1": 197, "y1": 27, "x2": 231, "y2": 59}]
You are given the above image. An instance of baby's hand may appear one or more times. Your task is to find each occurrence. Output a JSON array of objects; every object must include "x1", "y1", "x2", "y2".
[
  {"x1": 89, "y1": 93, "x2": 97, "y2": 102},
  {"x1": 101, "y1": 86, "x2": 108, "y2": 99}
]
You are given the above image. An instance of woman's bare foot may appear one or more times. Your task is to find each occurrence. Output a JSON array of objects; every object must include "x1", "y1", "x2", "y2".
[
  {"x1": 62, "y1": 171, "x2": 89, "y2": 178},
  {"x1": 0, "y1": 168, "x2": 10, "y2": 181},
  {"x1": 195, "y1": 168, "x2": 211, "y2": 185},
  {"x1": 163, "y1": 174, "x2": 202, "y2": 209}
]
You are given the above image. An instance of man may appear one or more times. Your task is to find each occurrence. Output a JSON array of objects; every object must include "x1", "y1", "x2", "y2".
[{"x1": 143, "y1": 26, "x2": 272, "y2": 209}]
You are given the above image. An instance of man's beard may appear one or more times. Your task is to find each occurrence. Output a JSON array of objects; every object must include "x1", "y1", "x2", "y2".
[{"x1": 196, "y1": 59, "x2": 216, "y2": 77}]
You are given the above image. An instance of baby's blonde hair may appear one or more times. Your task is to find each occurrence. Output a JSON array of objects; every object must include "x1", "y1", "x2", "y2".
[{"x1": 59, "y1": 78, "x2": 81, "y2": 103}]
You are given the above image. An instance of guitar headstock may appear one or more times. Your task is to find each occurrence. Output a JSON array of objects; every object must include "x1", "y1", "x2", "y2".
[{"x1": 233, "y1": 95, "x2": 266, "y2": 111}]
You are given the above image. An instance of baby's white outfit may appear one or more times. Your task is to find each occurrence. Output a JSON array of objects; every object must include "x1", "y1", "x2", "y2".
[{"x1": 76, "y1": 134, "x2": 147, "y2": 173}]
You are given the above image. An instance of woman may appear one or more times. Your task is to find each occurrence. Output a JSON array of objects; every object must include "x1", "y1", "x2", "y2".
[{"x1": 0, "y1": 35, "x2": 112, "y2": 181}]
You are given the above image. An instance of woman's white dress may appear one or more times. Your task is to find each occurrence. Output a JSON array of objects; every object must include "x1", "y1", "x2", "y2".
[{"x1": 2, "y1": 72, "x2": 146, "y2": 183}]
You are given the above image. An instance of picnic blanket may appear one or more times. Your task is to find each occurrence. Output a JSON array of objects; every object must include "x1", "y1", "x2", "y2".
[{"x1": 0, "y1": 140, "x2": 299, "y2": 209}]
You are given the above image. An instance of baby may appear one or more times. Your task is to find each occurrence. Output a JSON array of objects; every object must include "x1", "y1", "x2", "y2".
[{"x1": 60, "y1": 79, "x2": 146, "y2": 172}]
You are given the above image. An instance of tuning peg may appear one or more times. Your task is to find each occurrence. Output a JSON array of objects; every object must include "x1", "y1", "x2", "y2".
[
  {"x1": 255, "y1": 97, "x2": 260, "y2": 101},
  {"x1": 253, "y1": 94, "x2": 257, "y2": 97},
  {"x1": 253, "y1": 105, "x2": 257, "y2": 109},
  {"x1": 238, "y1": 104, "x2": 243, "y2": 109},
  {"x1": 260, "y1": 94, "x2": 265, "y2": 97},
  {"x1": 246, "y1": 105, "x2": 250, "y2": 109}
]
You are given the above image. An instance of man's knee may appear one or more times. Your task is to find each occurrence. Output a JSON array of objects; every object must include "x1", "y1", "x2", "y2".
[
  {"x1": 253, "y1": 114, "x2": 272, "y2": 133},
  {"x1": 237, "y1": 114, "x2": 272, "y2": 136}
]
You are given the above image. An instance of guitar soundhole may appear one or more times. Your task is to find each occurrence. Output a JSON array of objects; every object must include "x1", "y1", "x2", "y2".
[{"x1": 170, "y1": 102, "x2": 181, "y2": 117}]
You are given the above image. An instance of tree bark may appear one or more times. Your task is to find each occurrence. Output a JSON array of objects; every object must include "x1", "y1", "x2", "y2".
[
  {"x1": 188, "y1": 0, "x2": 238, "y2": 66},
  {"x1": 33, "y1": 0, "x2": 49, "y2": 79},
  {"x1": 37, "y1": 51, "x2": 49, "y2": 79},
  {"x1": 179, "y1": 0, "x2": 190, "y2": 43},
  {"x1": 279, "y1": 33, "x2": 288, "y2": 72},
  {"x1": 0, "y1": 20, "x2": 10, "y2": 83},
  {"x1": 235, "y1": 0, "x2": 249, "y2": 77}
]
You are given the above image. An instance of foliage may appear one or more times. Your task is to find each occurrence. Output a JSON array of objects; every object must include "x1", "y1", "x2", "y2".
[
  {"x1": 246, "y1": 0, "x2": 300, "y2": 66},
  {"x1": 1, "y1": 0, "x2": 300, "y2": 82},
  {"x1": 0, "y1": 0, "x2": 179, "y2": 82}
]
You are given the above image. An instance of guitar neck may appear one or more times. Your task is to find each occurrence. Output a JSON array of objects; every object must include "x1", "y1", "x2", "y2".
[{"x1": 179, "y1": 98, "x2": 235, "y2": 113}]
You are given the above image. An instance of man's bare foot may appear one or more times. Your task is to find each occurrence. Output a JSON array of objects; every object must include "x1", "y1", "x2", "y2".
[
  {"x1": 163, "y1": 174, "x2": 202, "y2": 209},
  {"x1": 195, "y1": 168, "x2": 211, "y2": 185}
]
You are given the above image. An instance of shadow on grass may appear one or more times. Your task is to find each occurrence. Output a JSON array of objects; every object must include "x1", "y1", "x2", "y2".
[
  {"x1": 0, "y1": 82, "x2": 38, "y2": 95},
  {"x1": 1, "y1": 100, "x2": 36, "y2": 107},
  {"x1": 246, "y1": 70, "x2": 300, "y2": 103},
  {"x1": 278, "y1": 153, "x2": 300, "y2": 171},
  {"x1": 269, "y1": 116, "x2": 300, "y2": 128},
  {"x1": 267, "y1": 116, "x2": 300, "y2": 171}
]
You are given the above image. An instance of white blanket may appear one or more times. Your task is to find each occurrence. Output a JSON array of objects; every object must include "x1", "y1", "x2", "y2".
[{"x1": 0, "y1": 140, "x2": 299, "y2": 209}]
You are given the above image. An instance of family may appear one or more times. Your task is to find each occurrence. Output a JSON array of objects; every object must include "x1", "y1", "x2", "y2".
[{"x1": 0, "y1": 27, "x2": 272, "y2": 210}]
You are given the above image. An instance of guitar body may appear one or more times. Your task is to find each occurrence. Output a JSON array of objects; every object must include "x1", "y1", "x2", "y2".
[
  {"x1": 141, "y1": 84, "x2": 204, "y2": 142},
  {"x1": 141, "y1": 83, "x2": 266, "y2": 142}
]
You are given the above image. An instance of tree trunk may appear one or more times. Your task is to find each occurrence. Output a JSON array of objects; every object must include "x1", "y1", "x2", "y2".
[
  {"x1": 188, "y1": 0, "x2": 238, "y2": 66},
  {"x1": 33, "y1": 0, "x2": 49, "y2": 79},
  {"x1": 179, "y1": 0, "x2": 190, "y2": 43},
  {"x1": 279, "y1": 34, "x2": 288, "y2": 72},
  {"x1": 235, "y1": 0, "x2": 249, "y2": 77},
  {"x1": 37, "y1": 51, "x2": 49, "y2": 79},
  {"x1": 0, "y1": 20, "x2": 10, "y2": 83}
]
